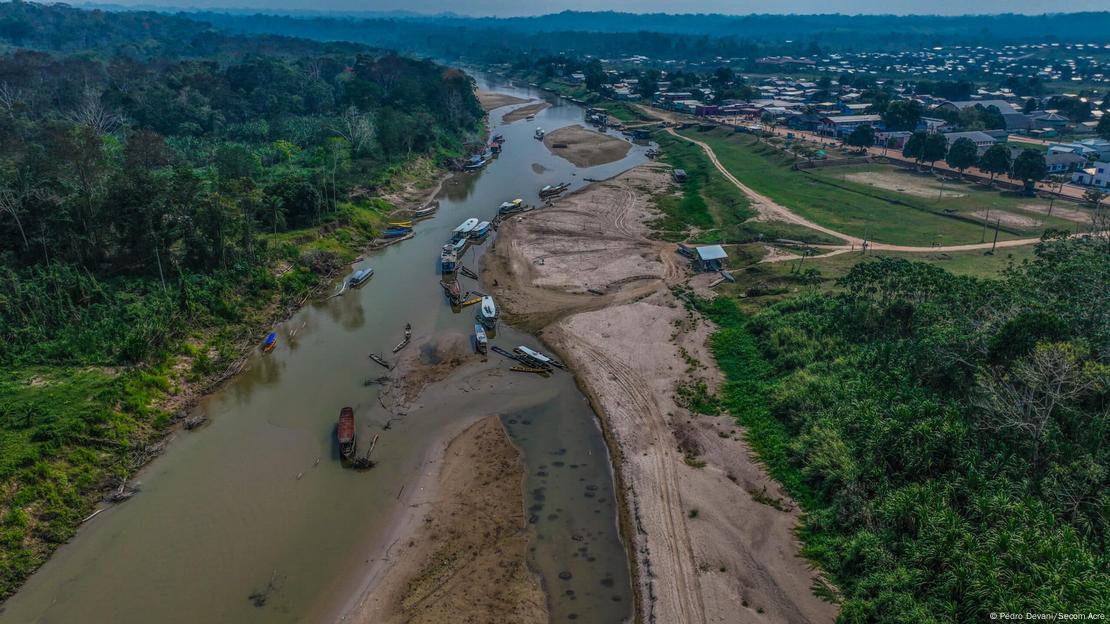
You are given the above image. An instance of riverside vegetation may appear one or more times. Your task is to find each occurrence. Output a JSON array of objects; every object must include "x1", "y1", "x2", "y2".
[{"x1": 0, "y1": 3, "x2": 482, "y2": 598}]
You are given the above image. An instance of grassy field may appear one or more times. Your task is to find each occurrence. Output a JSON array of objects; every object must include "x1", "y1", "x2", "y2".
[
  {"x1": 676, "y1": 128, "x2": 1082, "y2": 246},
  {"x1": 652, "y1": 132, "x2": 844, "y2": 245}
]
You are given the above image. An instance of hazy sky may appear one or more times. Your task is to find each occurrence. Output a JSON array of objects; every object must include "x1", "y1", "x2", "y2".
[{"x1": 93, "y1": 0, "x2": 1107, "y2": 16}]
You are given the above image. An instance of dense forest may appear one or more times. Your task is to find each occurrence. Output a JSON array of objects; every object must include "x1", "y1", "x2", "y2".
[
  {"x1": 0, "y1": 1, "x2": 481, "y2": 597},
  {"x1": 697, "y1": 236, "x2": 1109, "y2": 620}
]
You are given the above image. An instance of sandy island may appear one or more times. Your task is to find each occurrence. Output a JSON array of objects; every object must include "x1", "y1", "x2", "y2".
[
  {"x1": 502, "y1": 101, "x2": 551, "y2": 124},
  {"x1": 476, "y1": 90, "x2": 529, "y2": 112},
  {"x1": 484, "y1": 164, "x2": 839, "y2": 623},
  {"x1": 543, "y1": 124, "x2": 632, "y2": 168}
]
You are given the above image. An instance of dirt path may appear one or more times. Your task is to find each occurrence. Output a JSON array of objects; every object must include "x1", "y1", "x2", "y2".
[
  {"x1": 486, "y1": 163, "x2": 838, "y2": 624},
  {"x1": 666, "y1": 128, "x2": 1057, "y2": 255}
]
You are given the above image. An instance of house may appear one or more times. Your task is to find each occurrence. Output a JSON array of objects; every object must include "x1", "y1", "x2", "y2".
[
  {"x1": 1077, "y1": 138, "x2": 1110, "y2": 160},
  {"x1": 1048, "y1": 142, "x2": 1101, "y2": 160},
  {"x1": 936, "y1": 99, "x2": 1019, "y2": 114},
  {"x1": 1046, "y1": 152, "x2": 1087, "y2": 174},
  {"x1": 941, "y1": 131, "x2": 998, "y2": 155},
  {"x1": 694, "y1": 245, "x2": 728, "y2": 271},
  {"x1": 786, "y1": 113, "x2": 823, "y2": 132},
  {"x1": 918, "y1": 117, "x2": 950, "y2": 133},
  {"x1": 817, "y1": 114, "x2": 882, "y2": 137},
  {"x1": 1072, "y1": 162, "x2": 1110, "y2": 187}
]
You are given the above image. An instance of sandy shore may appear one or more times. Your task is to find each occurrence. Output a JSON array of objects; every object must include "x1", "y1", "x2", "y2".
[
  {"x1": 486, "y1": 163, "x2": 839, "y2": 623},
  {"x1": 347, "y1": 415, "x2": 546, "y2": 624},
  {"x1": 476, "y1": 90, "x2": 529, "y2": 112},
  {"x1": 502, "y1": 101, "x2": 550, "y2": 124},
  {"x1": 543, "y1": 124, "x2": 632, "y2": 168}
]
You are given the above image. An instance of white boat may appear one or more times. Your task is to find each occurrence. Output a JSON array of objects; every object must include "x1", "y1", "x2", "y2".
[
  {"x1": 474, "y1": 324, "x2": 488, "y2": 354},
  {"x1": 516, "y1": 345, "x2": 551, "y2": 366},
  {"x1": 348, "y1": 268, "x2": 374, "y2": 287},
  {"x1": 451, "y1": 218, "x2": 480, "y2": 241},
  {"x1": 534, "y1": 128, "x2": 545, "y2": 140},
  {"x1": 525, "y1": 113, "x2": 536, "y2": 121},
  {"x1": 477, "y1": 295, "x2": 498, "y2": 327},
  {"x1": 451, "y1": 238, "x2": 468, "y2": 254}
]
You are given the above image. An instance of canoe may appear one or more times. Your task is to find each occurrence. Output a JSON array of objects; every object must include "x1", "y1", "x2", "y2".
[
  {"x1": 388, "y1": 220, "x2": 413, "y2": 228},
  {"x1": 369, "y1": 353, "x2": 391, "y2": 369},
  {"x1": 337, "y1": 407, "x2": 356, "y2": 460},
  {"x1": 262, "y1": 332, "x2": 277, "y2": 353},
  {"x1": 383, "y1": 227, "x2": 412, "y2": 238}
]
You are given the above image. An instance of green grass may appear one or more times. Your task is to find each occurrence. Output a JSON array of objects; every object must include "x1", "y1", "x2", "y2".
[
  {"x1": 651, "y1": 132, "x2": 843, "y2": 246},
  {"x1": 676, "y1": 128, "x2": 1079, "y2": 247}
]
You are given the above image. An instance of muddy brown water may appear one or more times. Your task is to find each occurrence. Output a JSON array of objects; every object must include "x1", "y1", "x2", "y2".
[{"x1": 1, "y1": 75, "x2": 649, "y2": 624}]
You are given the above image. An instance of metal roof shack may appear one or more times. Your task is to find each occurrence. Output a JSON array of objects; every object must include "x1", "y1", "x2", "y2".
[{"x1": 694, "y1": 245, "x2": 728, "y2": 271}]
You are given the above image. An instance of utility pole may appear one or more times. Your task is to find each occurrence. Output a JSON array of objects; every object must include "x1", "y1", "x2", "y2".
[{"x1": 980, "y1": 205, "x2": 991, "y2": 243}]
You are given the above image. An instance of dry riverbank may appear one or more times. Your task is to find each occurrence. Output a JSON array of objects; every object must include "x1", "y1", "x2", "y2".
[
  {"x1": 486, "y1": 163, "x2": 839, "y2": 623},
  {"x1": 543, "y1": 124, "x2": 632, "y2": 168},
  {"x1": 347, "y1": 415, "x2": 546, "y2": 624},
  {"x1": 502, "y1": 101, "x2": 551, "y2": 123},
  {"x1": 476, "y1": 90, "x2": 529, "y2": 111}
]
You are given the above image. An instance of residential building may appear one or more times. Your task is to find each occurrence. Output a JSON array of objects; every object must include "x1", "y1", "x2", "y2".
[
  {"x1": 1046, "y1": 152, "x2": 1087, "y2": 174},
  {"x1": 941, "y1": 130, "x2": 998, "y2": 154},
  {"x1": 817, "y1": 114, "x2": 882, "y2": 137},
  {"x1": 1072, "y1": 161, "x2": 1110, "y2": 187}
]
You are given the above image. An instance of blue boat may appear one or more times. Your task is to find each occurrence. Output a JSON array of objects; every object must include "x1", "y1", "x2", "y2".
[
  {"x1": 440, "y1": 246, "x2": 458, "y2": 274},
  {"x1": 262, "y1": 332, "x2": 277, "y2": 353},
  {"x1": 349, "y1": 268, "x2": 374, "y2": 287},
  {"x1": 470, "y1": 221, "x2": 491, "y2": 238},
  {"x1": 382, "y1": 227, "x2": 412, "y2": 238},
  {"x1": 463, "y1": 155, "x2": 487, "y2": 170}
]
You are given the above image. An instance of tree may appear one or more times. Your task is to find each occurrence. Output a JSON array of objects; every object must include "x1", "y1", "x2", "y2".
[
  {"x1": 979, "y1": 143, "x2": 1012, "y2": 183},
  {"x1": 1084, "y1": 187, "x2": 1106, "y2": 214},
  {"x1": 920, "y1": 133, "x2": 948, "y2": 170},
  {"x1": 1023, "y1": 98, "x2": 1038, "y2": 114},
  {"x1": 882, "y1": 99, "x2": 924, "y2": 132},
  {"x1": 1011, "y1": 149, "x2": 1047, "y2": 195},
  {"x1": 845, "y1": 124, "x2": 875, "y2": 151},
  {"x1": 945, "y1": 137, "x2": 979, "y2": 174},
  {"x1": 1097, "y1": 115, "x2": 1110, "y2": 141},
  {"x1": 902, "y1": 130, "x2": 927, "y2": 162}
]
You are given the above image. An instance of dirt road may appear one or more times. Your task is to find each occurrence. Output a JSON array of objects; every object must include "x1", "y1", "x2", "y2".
[{"x1": 486, "y1": 163, "x2": 839, "y2": 624}]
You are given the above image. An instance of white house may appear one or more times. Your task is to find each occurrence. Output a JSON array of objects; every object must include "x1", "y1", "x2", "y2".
[{"x1": 1072, "y1": 161, "x2": 1110, "y2": 187}]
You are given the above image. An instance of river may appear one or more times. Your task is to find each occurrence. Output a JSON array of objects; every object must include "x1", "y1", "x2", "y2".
[{"x1": 0, "y1": 75, "x2": 650, "y2": 623}]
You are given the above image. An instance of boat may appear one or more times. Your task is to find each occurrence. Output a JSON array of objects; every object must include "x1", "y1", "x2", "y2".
[
  {"x1": 459, "y1": 265, "x2": 479, "y2": 280},
  {"x1": 392, "y1": 323, "x2": 412, "y2": 353},
  {"x1": 491, "y1": 133, "x2": 505, "y2": 143},
  {"x1": 477, "y1": 295, "x2": 498, "y2": 328},
  {"x1": 337, "y1": 407, "x2": 356, "y2": 461},
  {"x1": 369, "y1": 353, "x2": 391, "y2": 369},
  {"x1": 489, "y1": 142, "x2": 501, "y2": 154},
  {"x1": 539, "y1": 182, "x2": 570, "y2": 197},
  {"x1": 516, "y1": 345, "x2": 566, "y2": 369},
  {"x1": 262, "y1": 332, "x2": 277, "y2": 353},
  {"x1": 349, "y1": 268, "x2": 374, "y2": 287},
  {"x1": 470, "y1": 221, "x2": 491, "y2": 238},
  {"x1": 451, "y1": 218, "x2": 480, "y2": 241},
  {"x1": 451, "y1": 238, "x2": 468, "y2": 254},
  {"x1": 534, "y1": 128, "x2": 545, "y2": 140},
  {"x1": 474, "y1": 324, "x2": 488, "y2": 354},
  {"x1": 463, "y1": 155, "x2": 487, "y2": 170},
  {"x1": 382, "y1": 226, "x2": 412, "y2": 238},
  {"x1": 440, "y1": 248, "x2": 458, "y2": 274},
  {"x1": 388, "y1": 220, "x2": 413, "y2": 228},
  {"x1": 498, "y1": 198, "x2": 525, "y2": 215},
  {"x1": 525, "y1": 113, "x2": 536, "y2": 121},
  {"x1": 412, "y1": 203, "x2": 438, "y2": 219},
  {"x1": 441, "y1": 280, "x2": 461, "y2": 303}
]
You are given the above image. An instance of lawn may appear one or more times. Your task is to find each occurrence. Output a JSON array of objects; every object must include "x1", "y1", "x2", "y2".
[{"x1": 677, "y1": 128, "x2": 1079, "y2": 246}]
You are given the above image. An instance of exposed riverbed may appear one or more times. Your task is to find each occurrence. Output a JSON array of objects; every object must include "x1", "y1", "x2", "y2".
[{"x1": 0, "y1": 75, "x2": 649, "y2": 624}]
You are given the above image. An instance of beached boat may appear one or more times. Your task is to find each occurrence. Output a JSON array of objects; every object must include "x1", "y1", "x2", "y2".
[
  {"x1": 388, "y1": 220, "x2": 413, "y2": 228},
  {"x1": 534, "y1": 128, "x2": 545, "y2": 140},
  {"x1": 539, "y1": 182, "x2": 570, "y2": 197},
  {"x1": 337, "y1": 407, "x2": 356, "y2": 461},
  {"x1": 451, "y1": 218, "x2": 480, "y2": 241},
  {"x1": 474, "y1": 324, "x2": 488, "y2": 354},
  {"x1": 440, "y1": 248, "x2": 458, "y2": 274},
  {"x1": 516, "y1": 345, "x2": 566, "y2": 369},
  {"x1": 441, "y1": 280, "x2": 461, "y2": 303},
  {"x1": 492, "y1": 134, "x2": 505, "y2": 143},
  {"x1": 369, "y1": 353, "x2": 390, "y2": 369},
  {"x1": 348, "y1": 268, "x2": 374, "y2": 287},
  {"x1": 498, "y1": 198, "x2": 525, "y2": 215},
  {"x1": 451, "y1": 238, "x2": 468, "y2": 254},
  {"x1": 477, "y1": 295, "x2": 498, "y2": 328},
  {"x1": 525, "y1": 113, "x2": 536, "y2": 121},
  {"x1": 459, "y1": 265, "x2": 479, "y2": 280},
  {"x1": 411, "y1": 203, "x2": 438, "y2": 219},
  {"x1": 463, "y1": 155, "x2": 488, "y2": 170},
  {"x1": 470, "y1": 221, "x2": 491, "y2": 238},
  {"x1": 262, "y1": 332, "x2": 277, "y2": 353}
]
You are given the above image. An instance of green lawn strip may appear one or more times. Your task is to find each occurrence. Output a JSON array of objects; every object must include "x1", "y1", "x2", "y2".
[{"x1": 677, "y1": 128, "x2": 1070, "y2": 247}]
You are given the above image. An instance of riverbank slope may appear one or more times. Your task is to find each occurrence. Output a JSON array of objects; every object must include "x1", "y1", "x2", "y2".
[{"x1": 485, "y1": 163, "x2": 838, "y2": 623}]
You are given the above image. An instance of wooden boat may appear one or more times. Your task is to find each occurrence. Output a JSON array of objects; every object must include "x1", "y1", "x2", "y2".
[
  {"x1": 534, "y1": 128, "x2": 545, "y2": 140},
  {"x1": 470, "y1": 221, "x2": 491, "y2": 238},
  {"x1": 388, "y1": 220, "x2": 413, "y2": 228},
  {"x1": 348, "y1": 268, "x2": 374, "y2": 287},
  {"x1": 412, "y1": 203, "x2": 438, "y2": 219},
  {"x1": 392, "y1": 324, "x2": 412, "y2": 353},
  {"x1": 459, "y1": 265, "x2": 479, "y2": 280},
  {"x1": 474, "y1": 324, "x2": 488, "y2": 354},
  {"x1": 337, "y1": 407, "x2": 356, "y2": 461},
  {"x1": 459, "y1": 296, "x2": 481, "y2": 307},
  {"x1": 515, "y1": 345, "x2": 563, "y2": 369},
  {"x1": 369, "y1": 353, "x2": 391, "y2": 369},
  {"x1": 511, "y1": 366, "x2": 549, "y2": 375},
  {"x1": 383, "y1": 226, "x2": 412, "y2": 238},
  {"x1": 525, "y1": 113, "x2": 536, "y2": 121},
  {"x1": 498, "y1": 198, "x2": 525, "y2": 215},
  {"x1": 451, "y1": 218, "x2": 480, "y2": 241},
  {"x1": 441, "y1": 280, "x2": 461, "y2": 303},
  {"x1": 477, "y1": 295, "x2": 498, "y2": 328},
  {"x1": 491, "y1": 134, "x2": 505, "y2": 143},
  {"x1": 451, "y1": 238, "x2": 468, "y2": 254},
  {"x1": 262, "y1": 332, "x2": 277, "y2": 353},
  {"x1": 539, "y1": 182, "x2": 570, "y2": 197},
  {"x1": 463, "y1": 155, "x2": 488, "y2": 170}
]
